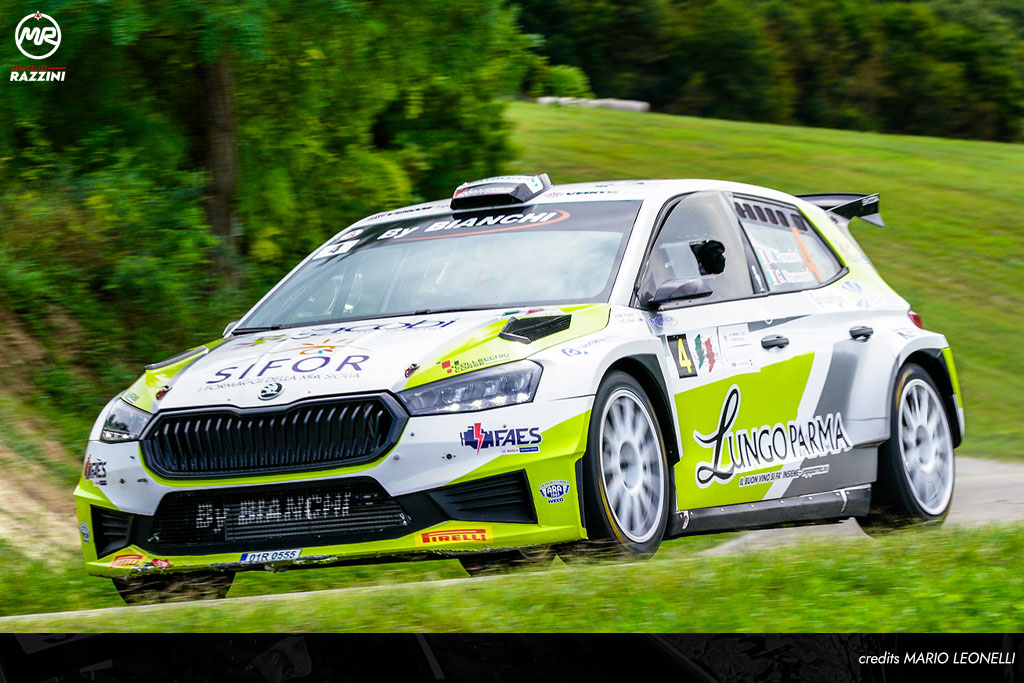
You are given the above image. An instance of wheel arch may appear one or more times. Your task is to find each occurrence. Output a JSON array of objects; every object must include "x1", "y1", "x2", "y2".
[
  {"x1": 896, "y1": 349, "x2": 963, "y2": 448},
  {"x1": 602, "y1": 354, "x2": 681, "y2": 469}
]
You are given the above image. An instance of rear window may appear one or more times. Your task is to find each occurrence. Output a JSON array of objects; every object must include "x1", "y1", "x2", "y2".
[{"x1": 733, "y1": 197, "x2": 842, "y2": 293}]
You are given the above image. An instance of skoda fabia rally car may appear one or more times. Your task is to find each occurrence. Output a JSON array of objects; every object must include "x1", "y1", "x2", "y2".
[{"x1": 76, "y1": 174, "x2": 965, "y2": 602}]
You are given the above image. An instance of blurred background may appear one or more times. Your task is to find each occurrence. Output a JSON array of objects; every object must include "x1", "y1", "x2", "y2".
[{"x1": 0, "y1": 0, "x2": 1022, "y2": 628}]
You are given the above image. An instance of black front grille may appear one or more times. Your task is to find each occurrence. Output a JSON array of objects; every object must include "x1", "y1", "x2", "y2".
[
  {"x1": 141, "y1": 395, "x2": 405, "y2": 478},
  {"x1": 141, "y1": 478, "x2": 409, "y2": 552}
]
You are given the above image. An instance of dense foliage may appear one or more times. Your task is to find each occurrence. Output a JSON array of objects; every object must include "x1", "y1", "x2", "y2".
[
  {"x1": 517, "y1": 0, "x2": 1024, "y2": 141},
  {"x1": 0, "y1": 0, "x2": 532, "y2": 424}
]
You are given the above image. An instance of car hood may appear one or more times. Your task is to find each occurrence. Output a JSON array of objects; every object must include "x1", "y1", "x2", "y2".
[{"x1": 122, "y1": 304, "x2": 611, "y2": 412}]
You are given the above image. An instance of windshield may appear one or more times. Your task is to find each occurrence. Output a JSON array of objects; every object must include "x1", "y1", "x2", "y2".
[{"x1": 239, "y1": 200, "x2": 642, "y2": 330}]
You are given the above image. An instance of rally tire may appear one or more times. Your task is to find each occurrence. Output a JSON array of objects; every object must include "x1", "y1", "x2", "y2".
[
  {"x1": 112, "y1": 571, "x2": 234, "y2": 604},
  {"x1": 575, "y1": 371, "x2": 670, "y2": 558},
  {"x1": 860, "y1": 363, "x2": 955, "y2": 534}
]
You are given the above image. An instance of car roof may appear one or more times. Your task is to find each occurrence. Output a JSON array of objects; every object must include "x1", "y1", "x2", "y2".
[{"x1": 348, "y1": 178, "x2": 806, "y2": 229}]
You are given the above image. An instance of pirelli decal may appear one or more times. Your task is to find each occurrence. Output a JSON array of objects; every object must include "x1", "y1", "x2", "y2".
[
  {"x1": 668, "y1": 335, "x2": 697, "y2": 378},
  {"x1": 416, "y1": 526, "x2": 492, "y2": 546}
]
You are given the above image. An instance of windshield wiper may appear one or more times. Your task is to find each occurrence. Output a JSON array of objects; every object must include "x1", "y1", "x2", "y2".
[{"x1": 231, "y1": 324, "x2": 286, "y2": 335}]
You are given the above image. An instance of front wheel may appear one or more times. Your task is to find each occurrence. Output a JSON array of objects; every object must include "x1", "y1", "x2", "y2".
[
  {"x1": 859, "y1": 363, "x2": 955, "y2": 534},
  {"x1": 112, "y1": 571, "x2": 234, "y2": 604},
  {"x1": 574, "y1": 371, "x2": 670, "y2": 558}
]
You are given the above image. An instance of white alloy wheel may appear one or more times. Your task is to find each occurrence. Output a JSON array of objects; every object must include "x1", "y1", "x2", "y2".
[
  {"x1": 598, "y1": 388, "x2": 665, "y2": 544},
  {"x1": 897, "y1": 378, "x2": 955, "y2": 516}
]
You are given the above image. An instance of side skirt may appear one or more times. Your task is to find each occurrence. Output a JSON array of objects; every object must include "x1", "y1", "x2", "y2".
[{"x1": 668, "y1": 485, "x2": 871, "y2": 537}]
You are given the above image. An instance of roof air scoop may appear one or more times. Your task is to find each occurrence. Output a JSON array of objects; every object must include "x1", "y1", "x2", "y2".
[{"x1": 450, "y1": 173, "x2": 552, "y2": 211}]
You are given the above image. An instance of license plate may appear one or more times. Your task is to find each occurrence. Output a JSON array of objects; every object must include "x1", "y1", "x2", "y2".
[{"x1": 240, "y1": 549, "x2": 302, "y2": 563}]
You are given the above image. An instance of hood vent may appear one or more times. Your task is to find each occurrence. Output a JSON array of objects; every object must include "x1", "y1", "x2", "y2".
[{"x1": 498, "y1": 315, "x2": 571, "y2": 344}]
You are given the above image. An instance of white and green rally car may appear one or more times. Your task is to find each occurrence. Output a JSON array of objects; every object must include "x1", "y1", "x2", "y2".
[{"x1": 76, "y1": 174, "x2": 965, "y2": 602}]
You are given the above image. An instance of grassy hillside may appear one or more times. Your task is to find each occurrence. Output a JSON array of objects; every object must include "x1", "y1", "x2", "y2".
[
  {"x1": 0, "y1": 102, "x2": 1020, "y2": 626},
  {"x1": 2, "y1": 524, "x2": 1022, "y2": 632},
  {"x1": 506, "y1": 102, "x2": 1024, "y2": 460}
]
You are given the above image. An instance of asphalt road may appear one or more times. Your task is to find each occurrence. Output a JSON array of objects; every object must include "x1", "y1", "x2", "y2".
[
  {"x1": 0, "y1": 457, "x2": 1020, "y2": 626},
  {"x1": 699, "y1": 456, "x2": 1024, "y2": 556}
]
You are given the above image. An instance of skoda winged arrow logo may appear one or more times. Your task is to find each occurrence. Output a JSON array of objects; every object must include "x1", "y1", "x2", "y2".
[{"x1": 258, "y1": 382, "x2": 283, "y2": 401}]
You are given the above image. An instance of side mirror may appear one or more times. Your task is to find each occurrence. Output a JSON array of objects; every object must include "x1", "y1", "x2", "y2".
[
  {"x1": 222, "y1": 320, "x2": 240, "y2": 337},
  {"x1": 642, "y1": 278, "x2": 713, "y2": 309}
]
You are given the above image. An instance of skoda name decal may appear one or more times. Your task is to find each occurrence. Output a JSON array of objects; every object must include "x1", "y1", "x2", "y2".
[{"x1": 693, "y1": 385, "x2": 852, "y2": 488}]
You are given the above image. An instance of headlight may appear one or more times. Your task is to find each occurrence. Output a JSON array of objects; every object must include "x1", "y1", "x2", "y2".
[
  {"x1": 100, "y1": 399, "x2": 153, "y2": 443},
  {"x1": 398, "y1": 360, "x2": 542, "y2": 416}
]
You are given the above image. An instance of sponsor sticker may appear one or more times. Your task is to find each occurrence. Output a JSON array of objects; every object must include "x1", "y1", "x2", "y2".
[
  {"x1": 203, "y1": 354, "x2": 370, "y2": 387},
  {"x1": 539, "y1": 480, "x2": 571, "y2": 504},
  {"x1": 240, "y1": 549, "x2": 302, "y2": 564},
  {"x1": 416, "y1": 527, "x2": 492, "y2": 546},
  {"x1": 439, "y1": 352, "x2": 510, "y2": 376},
  {"x1": 79, "y1": 522, "x2": 90, "y2": 543},
  {"x1": 460, "y1": 423, "x2": 542, "y2": 454},
  {"x1": 648, "y1": 315, "x2": 676, "y2": 328},
  {"x1": 560, "y1": 336, "x2": 608, "y2": 357},
  {"x1": 151, "y1": 558, "x2": 172, "y2": 569},
  {"x1": 692, "y1": 385, "x2": 852, "y2": 488},
  {"x1": 83, "y1": 455, "x2": 107, "y2": 485},
  {"x1": 110, "y1": 554, "x2": 144, "y2": 568}
]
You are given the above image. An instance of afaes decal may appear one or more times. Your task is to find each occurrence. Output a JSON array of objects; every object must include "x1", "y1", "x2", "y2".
[
  {"x1": 693, "y1": 385, "x2": 852, "y2": 488},
  {"x1": 539, "y1": 480, "x2": 571, "y2": 504},
  {"x1": 460, "y1": 423, "x2": 542, "y2": 454},
  {"x1": 379, "y1": 211, "x2": 570, "y2": 241},
  {"x1": 83, "y1": 455, "x2": 107, "y2": 485}
]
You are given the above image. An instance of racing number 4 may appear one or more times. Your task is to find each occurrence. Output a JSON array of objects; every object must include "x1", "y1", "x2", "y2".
[{"x1": 669, "y1": 335, "x2": 697, "y2": 378}]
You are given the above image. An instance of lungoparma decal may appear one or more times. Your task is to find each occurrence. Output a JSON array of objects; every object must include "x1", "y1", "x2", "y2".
[{"x1": 693, "y1": 385, "x2": 852, "y2": 488}]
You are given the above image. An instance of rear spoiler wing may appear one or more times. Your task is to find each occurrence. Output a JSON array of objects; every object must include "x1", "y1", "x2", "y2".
[{"x1": 796, "y1": 193, "x2": 884, "y2": 227}]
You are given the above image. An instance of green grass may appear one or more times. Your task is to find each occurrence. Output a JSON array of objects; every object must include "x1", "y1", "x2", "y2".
[
  {"x1": 0, "y1": 534, "x2": 722, "y2": 618},
  {"x1": 2, "y1": 524, "x2": 1022, "y2": 632},
  {"x1": 506, "y1": 102, "x2": 1024, "y2": 460}
]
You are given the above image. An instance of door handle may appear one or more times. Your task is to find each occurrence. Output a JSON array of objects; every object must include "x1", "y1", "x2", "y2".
[
  {"x1": 850, "y1": 325, "x2": 874, "y2": 341},
  {"x1": 761, "y1": 335, "x2": 789, "y2": 349}
]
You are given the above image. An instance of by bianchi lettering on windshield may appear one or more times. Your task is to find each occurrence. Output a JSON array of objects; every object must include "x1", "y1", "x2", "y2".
[
  {"x1": 693, "y1": 385, "x2": 852, "y2": 488},
  {"x1": 379, "y1": 210, "x2": 571, "y2": 242}
]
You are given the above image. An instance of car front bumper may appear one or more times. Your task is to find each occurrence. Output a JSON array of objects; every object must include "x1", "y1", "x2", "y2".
[{"x1": 76, "y1": 397, "x2": 593, "y2": 578}]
